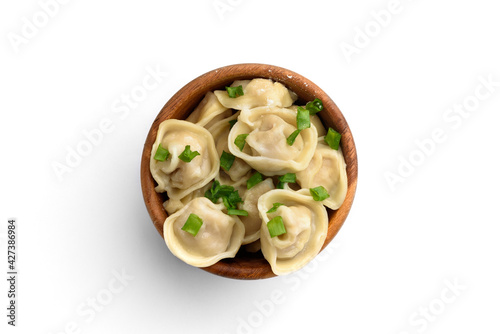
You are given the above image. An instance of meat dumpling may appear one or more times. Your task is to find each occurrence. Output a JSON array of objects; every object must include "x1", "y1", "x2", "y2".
[
  {"x1": 214, "y1": 78, "x2": 297, "y2": 110},
  {"x1": 296, "y1": 139, "x2": 348, "y2": 210},
  {"x1": 150, "y1": 120, "x2": 219, "y2": 200},
  {"x1": 164, "y1": 197, "x2": 245, "y2": 267},
  {"x1": 258, "y1": 189, "x2": 328, "y2": 275},
  {"x1": 228, "y1": 106, "x2": 317, "y2": 175}
]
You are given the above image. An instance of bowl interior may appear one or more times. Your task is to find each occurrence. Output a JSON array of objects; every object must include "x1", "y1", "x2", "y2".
[{"x1": 140, "y1": 63, "x2": 358, "y2": 279}]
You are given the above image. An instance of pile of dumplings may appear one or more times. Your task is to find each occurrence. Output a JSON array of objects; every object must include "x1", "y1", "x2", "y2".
[{"x1": 150, "y1": 78, "x2": 348, "y2": 275}]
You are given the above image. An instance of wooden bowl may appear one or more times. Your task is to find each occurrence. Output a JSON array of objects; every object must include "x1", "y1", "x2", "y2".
[{"x1": 140, "y1": 63, "x2": 358, "y2": 279}]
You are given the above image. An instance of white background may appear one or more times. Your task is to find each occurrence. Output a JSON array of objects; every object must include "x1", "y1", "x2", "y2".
[{"x1": 1, "y1": 0, "x2": 499, "y2": 333}]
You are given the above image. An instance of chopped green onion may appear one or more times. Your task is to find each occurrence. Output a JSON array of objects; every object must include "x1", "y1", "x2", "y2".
[
  {"x1": 267, "y1": 216, "x2": 287, "y2": 238},
  {"x1": 266, "y1": 203, "x2": 284, "y2": 213},
  {"x1": 204, "y1": 183, "x2": 218, "y2": 203},
  {"x1": 325, "y1": 128, "x2": 341, "y2": 150},
  {"x1": 277, "y1": 173, "x2": 296, "y2": 189},
  {"x1": 206, "y1": 180, "x2": 243, "y2": 210},
  {"x1": 228, "y1": 209, "x2": 249, "y2": 216},
  {"x1": 204, "y1": 181, "x2": 234, "y2": 203},
  {"x1": 228, "y1": 119, "x2": 237, "y2": 129},
  {"x1": 220, "y1": 151, "x2": 235, "y2": 171},
  {"x1": 234, "y1": 134, "x2": 249, "y2": 151},
  {"x1": 226, "y1": 85, "x2": 244, "y2": 98},
  {"x1": 287, "y1": 106, "x2": 311, "y2": 146},
  {"x1": 222, "y1": 196, "x2": 232, "y2": 209},
  {"x1": 286, "y1": 129, "x2": 301, "y2": 146},
  {"x1": 181, "y1": 214, "x2": 203, "y2": 236},
  {"x1": 247, "y1": 171, "x2": 263, "y2": 189},
  {"x1": 222, "y1": 191, "x2": 243, "y2": 210},
  {"x1": 217, "y1": 185, "x2": 234, "y2": 197},
  {"x1": 227, "y1": 191, "x2": 243, "y2": 206},
  {"x1": 297, "y1": 106, "x2": 311, "y2": 131},
  {"x1": 154, "y1": 143, "x2": 170, "y2": 161},
  {"x1": 204, "y1": 190, "x2": 217, "y2": 203},
  {"x1": 178, "y1": 145, "x2": 200, "y2": 162},
  {"x1": 305, "y1": 98, "x2": 323, "y2": 115},
  {"x1": 309, "y1": 186, "x2": 330, "y2": 201},
  {"x1": 279, "y1": 173, "x2": 296, "y2": 183}
]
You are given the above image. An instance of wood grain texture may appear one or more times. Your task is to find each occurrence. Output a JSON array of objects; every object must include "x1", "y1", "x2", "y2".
[{"x1": 140, "y1": 63, "x2": 358, "y2": 280}]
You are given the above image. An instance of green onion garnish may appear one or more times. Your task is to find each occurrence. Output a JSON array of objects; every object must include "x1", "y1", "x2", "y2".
[
  {"x1": 286, "y1": 129, "x2": 301, "y2": 146},
  {"x1": 204, "y1": 185, "x2": 218, "y2": 203},
  {"x1": 178, "y1": 145, "x2": 200, "y2": 162},
  {"x1": 287, "y1": 106, "x2": 311, "y2": 146},
  {"x1": 227, "y1": 191, "x2": 242, "y2": 206},
  {"x1": 227, "y1": 209, "x2": 249, "y2": 216},
  {"x1": 305, "y1": 98, "x2": 323, "y2": 115},
  {"x1": 205, "y1": 180, "x2": 243, "y2": 211},
  {"x1": 181, "y1": 214, "x2": 203, "y2": 236},
  {"x1": 234, "y1": 134, "x2": 249, "y2": 151},
  {"x1": 325, "y1": 128, "x2": 341, "y2": 150},
  {"x1": 154, "y1": 143, "x2": 170, "y2": 161},
  {"x1": 309, "y1": 186, "x2": 330, "y2": 201},
  {"x1": 226, "y1": 85, "x2": 244, "y2": 98},
  {"x1": 279, "y1": 173, "x2": 296, "y2": 183},
  {"x1": 228, "y1": 119, "x2": 237, "y2": 129},
  {"x1": 297, "y1": 106, "x2": 311, "y2": 131},
  {"x1": 277, "y1": 173, "x2": 296, "y2": 189},
  {"x1": 266, "y1": 203, "x2": 284, "y2": 213},
  {"x1": 222, "y1": 191, "x2": 243, "y2": 210},
  {"x1": 204, "y1": 181, "x2": 233, "y2": 203},
  {"x1": 267, "y1": 216, "x2": 287, "y2": 238},
  {"x1": 216, "y1": 184, "x2": 234, "y2": 197},
  {"x1": 222, "y1": 196, "x2": 232, "y2": 209},
  {"x1": 220, "y1": 151, "x2": 235, "y2": 171},
  {"x1": 247, "y1": 171, "x2": 263, "y2": 189}
]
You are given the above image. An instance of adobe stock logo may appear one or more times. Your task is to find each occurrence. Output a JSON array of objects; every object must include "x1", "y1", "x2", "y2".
[
  {"x1": 385, "y1": 74, "x2": 499, "y2": 191},
  {"x1": 47, "y1": 268, "x2": 134, "y2": 334},
  {"x1": 212, "y1": 0, "x2": 244, "y2": 20},
  {"x1": 7, "y1": 0, "x2": 72, "y2": 54},
  {"x1": 339, "y1": 0, "x2": 417, "y2": 63},
  {"x1": 397, "y1": 278, "x2": 466, "y2": 334}
]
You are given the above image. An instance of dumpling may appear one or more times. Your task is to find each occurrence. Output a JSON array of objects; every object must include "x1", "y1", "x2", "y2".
[
  {"x1": 296, "y1": 139, "x2": 348, "y2": 210},
  {"x1": 164, "y1": 197, "x2": 245, "y2": 267},
  {"x1": 257, "y1": 189, "x2": 328, "y2": 275},
  {"x1": 150, "y1": 120, "x2": 219, "y2": 200},
  {"x1": 228, "y1": 106, "x2": 318, "y2": 175},
  {"x1": 186, "y1": 92, "x2": 231, "y2": 128},
  {"x1": 214, "y1": 79, "x2": 297, "y2": 110},
  {"x1": 207, "y1": 112, "x2": 252, "y2": 182},
  {"x1": 238, "y1": 178, "x2": 274, "y2": 244}
]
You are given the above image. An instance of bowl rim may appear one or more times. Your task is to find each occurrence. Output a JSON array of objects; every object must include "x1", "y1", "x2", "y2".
[{"x1": 140, "y1": 63, "x2": 358, "y2": 280}]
